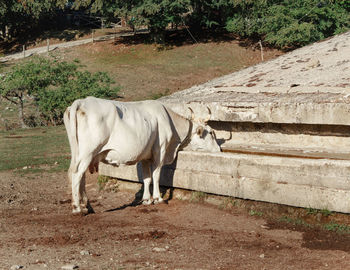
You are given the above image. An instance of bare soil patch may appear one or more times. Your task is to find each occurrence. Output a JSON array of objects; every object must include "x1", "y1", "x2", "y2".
[{"x1": 1, "y1": 170, "x2": 350, "y2": 269}]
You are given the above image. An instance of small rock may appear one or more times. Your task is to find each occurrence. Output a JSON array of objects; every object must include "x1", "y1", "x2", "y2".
[
  {"x1": 259, "y1": 254, "x2": 265, "y2": 259},
  {"x1": 22, "y1": 166, "x2": 28, "y2": 170},
  {"x1": 307, "y1": 59, "x2": 321, "y2": 69},
  {"x1": 80, "y1": 250, "x2": 90, "y2": 256},
  {"x1": 61, "y1": 265, "x2": 79, "y2": 270},
  {"x1": 10, "y1": 266, "x2": 23, "y2": 270},
  {"x1": 152, "y1": 247, "x2": 166, "y2": 252}
]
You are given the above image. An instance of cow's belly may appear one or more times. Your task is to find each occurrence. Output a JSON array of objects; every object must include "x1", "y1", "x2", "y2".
[
  {"x1": 103, "y1": 148, "x2": 152, "y2": 166},
  {"x1": 101, "y1": 130, "x2": 155, "y2": 165},
  {"x1": 99, "y1": 111, "x2": 157, "y2": 165}
]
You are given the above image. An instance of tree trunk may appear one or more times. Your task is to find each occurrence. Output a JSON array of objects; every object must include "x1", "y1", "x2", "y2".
[
  {"x1": 18, "y1": 97, "x2": 28, "y2": 129},
  {"x1": 150, "y1": 27, "x2": 166, "y2": 44}
]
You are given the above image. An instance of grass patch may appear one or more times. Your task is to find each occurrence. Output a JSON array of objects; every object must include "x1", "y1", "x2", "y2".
[
  {"x1": 97, "y1": 175, "x2": 120, "y2": 193},
  {"x1": 0, "y1": 125, "x2": 70, "y2": 172},
  {"x1": 97, "y1": 175, "x2": 110, "y2": 191},
  {"x1": 190, "y1": 191, "x2": 207, "y2": 203},
  {"x1": 306, "y1": 208, "x2": 333, "y2": 217},
  {"x1": 278, "y1": 216, "x2": 311, "y2": 228},
  {"x1": 324, "y1": 223, "x2": 350, "y2": 234},
  {"x1": 249, "y1": 210, "x2": 264, "y2": 217}
]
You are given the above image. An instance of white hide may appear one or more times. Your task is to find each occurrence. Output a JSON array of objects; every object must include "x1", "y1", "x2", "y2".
[{"x1": 64, "y1": 97, "x2": 221, "y2": 214}]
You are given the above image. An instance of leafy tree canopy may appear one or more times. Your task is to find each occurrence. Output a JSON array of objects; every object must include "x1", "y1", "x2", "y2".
[
  {"x1": 1, "y1": 0, "x2": 349, "y2": 48},
  {"x1": 226, "y1": 0, "x2": 350, "y2": 49},
  {"x1": 0, "y1": 56, "x2": 120, "y2": 127}
]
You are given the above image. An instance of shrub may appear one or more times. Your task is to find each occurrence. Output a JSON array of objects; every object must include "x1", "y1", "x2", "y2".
[
  {"x1": 226, "y1": 0, "x2": 350, "y2": 49},
  {"x1": 0, "y1": 56, "x2": 120, "y2": 126}
]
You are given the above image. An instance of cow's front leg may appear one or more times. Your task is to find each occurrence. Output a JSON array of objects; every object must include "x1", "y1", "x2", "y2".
[
  {"x1": 141, "y1": 160, "x2": 152, "y2": 205},
  {"x1": 152, "y1": 166, "x2": 163, "y2": 204}
]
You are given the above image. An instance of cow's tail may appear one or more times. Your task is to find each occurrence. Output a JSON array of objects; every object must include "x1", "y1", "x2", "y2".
[{"x1": 64, "y1": 100, "x2": 81, "y2": 174}]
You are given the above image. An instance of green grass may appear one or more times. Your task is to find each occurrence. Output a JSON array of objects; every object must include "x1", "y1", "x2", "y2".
[
  {"x1": 249, "y1": 210, "x2": 264, "y2": 217},
  {"x1": 306, "y1": 207, "x2": 333, "y2": 217},
  {"x1": 190, "y1": 191, "x2": 207, "y2": 203},
  {"x1": 278, "y1": 216, "x2": 311, "y2": 228},
  {"x1": 324, "y1": 223, "x2": 350, "y2": 234},
  {"x1": 0, "y1": 125, "x2": 70, "y2": 173}
]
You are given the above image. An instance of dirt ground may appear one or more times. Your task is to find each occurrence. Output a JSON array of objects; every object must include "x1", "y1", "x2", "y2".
[{"x1": 1, "y1": 170, "x2": 350, "y2": 270}]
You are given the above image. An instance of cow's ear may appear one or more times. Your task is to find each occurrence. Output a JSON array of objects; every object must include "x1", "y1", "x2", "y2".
[{"x1": 196, "y1": 126, "x2": 204, "y2": 137}]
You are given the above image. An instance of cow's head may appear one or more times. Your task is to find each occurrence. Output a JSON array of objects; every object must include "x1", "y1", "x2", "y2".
[{"x1": 187, "y1": 107, "x2": 221, "y2": 153}]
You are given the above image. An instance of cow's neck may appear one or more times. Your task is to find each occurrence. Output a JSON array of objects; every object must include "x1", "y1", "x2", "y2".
[{"x1": 179, "y1": 119, "x2": 193, "y2": 150}]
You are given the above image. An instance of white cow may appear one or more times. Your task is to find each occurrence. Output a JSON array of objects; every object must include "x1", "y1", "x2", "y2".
[{"x1": 64, "y1": 97, "x2": 221, "y2": 214}]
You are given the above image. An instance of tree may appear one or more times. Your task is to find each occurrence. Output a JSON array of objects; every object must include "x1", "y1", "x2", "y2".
[
  {"x1": 0, "y1": 56, "x2": 120, "y2": 127},
  {"x1": 188, "y1": 0, "x2": 231, "y2": 30},
  {"x1": 226, "y1": 0, "x2": 350, "y2": 49},
  {"x1": 0, "y1": 0, "x2": 66, "y2": 41},
  {"x1": 73, "y1": 0, "x2": 191, "y2": 43}
]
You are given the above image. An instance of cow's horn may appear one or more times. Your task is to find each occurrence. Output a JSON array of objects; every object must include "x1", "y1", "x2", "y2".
[
  {"x1": 203, "y1": 106, "x2": 211, "y2": 123},
  {"x1": 187, "y1": 107, "x2": 195, "y2": 121}
]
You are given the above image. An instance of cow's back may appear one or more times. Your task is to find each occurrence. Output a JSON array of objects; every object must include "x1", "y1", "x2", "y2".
[{"x1": 66, "y1": 97, "x2": 187, "y2": 167}]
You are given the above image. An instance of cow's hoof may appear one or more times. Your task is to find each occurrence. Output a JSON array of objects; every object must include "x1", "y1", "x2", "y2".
[
  {"x1": 72, "y1": 206, "x2": 89, "y2": 216},
  {"x1": 153, "y1": 197, "x2": 164, "y2": 204},
  {"x1": 72, "y1": 208, "x2": 82, "y2": 215},
  {"x1": 142, "y1": 199, "x2": 153, "y2": 205},
  {"x1": 81, "y1": 207, "x2": 89, "y2": 215}
]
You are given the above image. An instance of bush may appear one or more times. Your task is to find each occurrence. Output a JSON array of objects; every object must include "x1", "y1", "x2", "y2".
[
  {"x1": 226, "y1": 0, "x2": 350, "y2": 49},
  {"x1": 0, "y1": 56, "x2": 120, "y2": 127}
]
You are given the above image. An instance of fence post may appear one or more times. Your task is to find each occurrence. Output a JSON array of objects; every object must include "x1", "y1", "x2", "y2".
[
  {"x1": 23, "y1": 45, "x2": 25, "y2": 58},
  {"x1": 47, "y1": 38, "x2": 50, "y2": 53},
  {"x1": 92, "y1": 29, "x2": 94, "y2": 43},
  {"x1": 258, "y1": 40, "x2": 264, "y2": 62}
]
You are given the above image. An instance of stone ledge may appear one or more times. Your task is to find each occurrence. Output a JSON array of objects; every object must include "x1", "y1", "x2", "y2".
[
  {"x1": 100, "y1": 150, "x2": 350, "y2": 213},
  {"x1": 161, "y1": 87, "x2": 350, "y2": 125}
]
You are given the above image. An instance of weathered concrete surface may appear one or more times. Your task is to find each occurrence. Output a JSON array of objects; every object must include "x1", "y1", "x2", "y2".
[
  {"x1": 161, "y1": 31, "x2": 350, "y2": 125},
  {"x1": 101, "y1": 31, "x2": 350, "y2": 213},
  {"x1": 100, "y1": 151, "x2": 350, "y2": 213},
  {"x1": 213, "y1": 121, "x2": 350, "y2": 161},
  {"x1": 162, "y1": 31, "x2": 350, "y2": 96},
  {"x1": 161, "y1": 88, "x2": 350, "y2": 125}
]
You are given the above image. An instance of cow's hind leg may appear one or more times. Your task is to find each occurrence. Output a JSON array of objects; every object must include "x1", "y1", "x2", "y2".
[
  {"x1": 152, "y1": 166, "x2": 163, "y2": 204},
  {"x1": 71, "y1": 155, "x2": 93, "y2": 215},
  {"x1": 80, "y1": 173, "x2": 94, "y2": 214},
  {"x1": 141, "y1": 160, "x2": 152, "y2": 205}
]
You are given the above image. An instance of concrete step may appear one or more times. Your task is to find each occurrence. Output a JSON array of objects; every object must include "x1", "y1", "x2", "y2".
[
  {"x1": 99, "y1": 150, "x2": 350, "y2": 213},
  {"x1": 221, "y1": 144, "x2": 350, "y2": 160}
]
